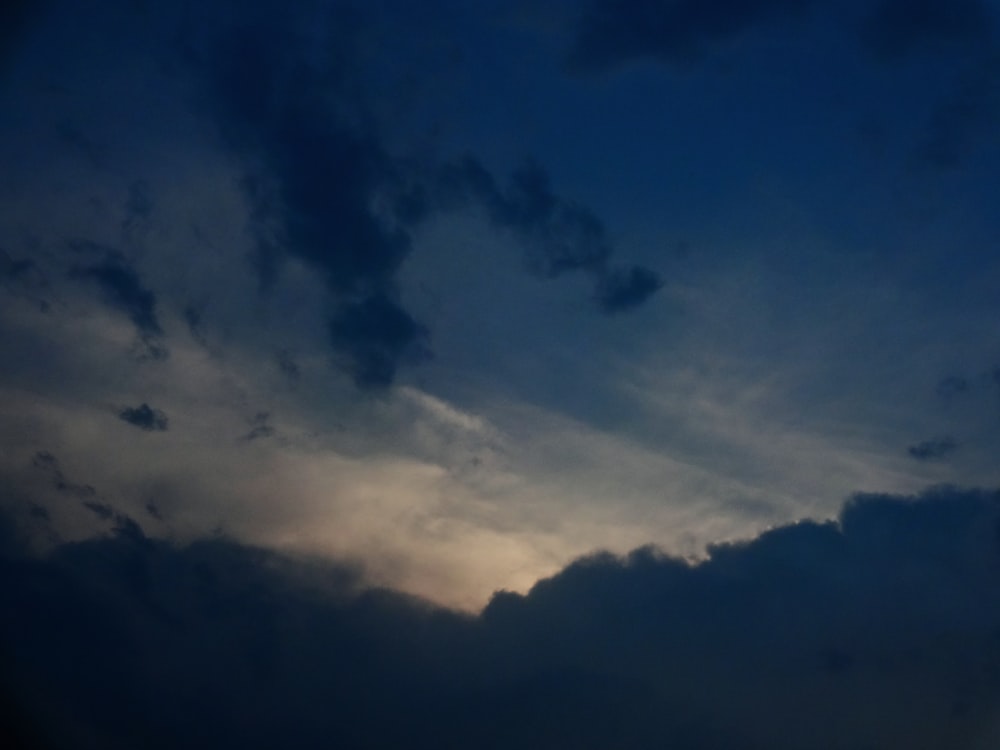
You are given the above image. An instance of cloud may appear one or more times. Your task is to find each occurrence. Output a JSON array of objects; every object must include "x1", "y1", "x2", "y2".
[
  {"x1": 594, "y1": 265, "x2": 664, "y2": 313},
  {"x1": 68, "y1": 249, "x2": 162, "y2": 337},
  {"x1": 433, "y1": 155, "x2": 662, "y2": 314},
  {"x1": 31, "y1": 451, "x2": 96, "y2": 499},
  {"x1": 907, "y1": 436, "x2": 958, "y2": 461},
  {"x1": 860, "y1": 0, "x2": 994, "y2": 60},
  {"x1": 184, "y1": 4, "x2": 423, "y2": 388},
  {"x1": 567, "y1": 0, "x2": 813, "y2": 72},
  {"x1": 117, "y1": 403, "x2": 169, "y2": 432},
  {"x1": 3, "y1": 486, "x2": 1000, "y2": 748},
  {"x1": 241, "y1": 412, "x2": 274, "y2": 442},
  {"x1": 329, "y1": 292, "x2": 431, "y2": 389}
]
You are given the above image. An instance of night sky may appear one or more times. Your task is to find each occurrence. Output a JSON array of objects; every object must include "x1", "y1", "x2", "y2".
[{"x1": 2, "y1": 1, "x2": 1000, "y2": 747}]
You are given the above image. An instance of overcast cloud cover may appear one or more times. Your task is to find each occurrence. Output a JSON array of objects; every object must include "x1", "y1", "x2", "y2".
[{"x1": 2, "y1": 1, "x2": 1000, "y2": 747}]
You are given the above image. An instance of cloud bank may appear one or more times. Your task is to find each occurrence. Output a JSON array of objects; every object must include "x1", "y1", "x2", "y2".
[{"x1": 3, "y1": 486, "x2": 1000, "y2": 749}]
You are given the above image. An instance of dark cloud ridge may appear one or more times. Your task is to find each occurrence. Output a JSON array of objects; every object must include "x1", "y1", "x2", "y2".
[
  {"x1": 4, "y1": 485, "x2": 1000, "y2": 749},
  {"x1": 118, "y1": 403, "x2": 168, "y2": 432}
]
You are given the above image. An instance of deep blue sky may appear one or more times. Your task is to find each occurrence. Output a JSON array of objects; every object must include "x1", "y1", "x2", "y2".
[{"x1": 2, "y1": 1, "x2": 1000, "y2": 747}]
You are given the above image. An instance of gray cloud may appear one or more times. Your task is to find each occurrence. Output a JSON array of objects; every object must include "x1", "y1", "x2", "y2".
[
  {"x1": 117, "y1": 403, "x2": 169, "y2": 432},
  {"x1": 3, "y1": 486, "x2": 1000, "y2": 749},
  {"x1": 907, "y1": 436, "x2": 958, "y2": 461}
]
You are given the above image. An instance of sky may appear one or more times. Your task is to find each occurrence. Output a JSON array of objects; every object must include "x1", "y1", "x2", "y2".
[{"x1": 2, "y1": 1, "x2": 1000, "y2": 747}]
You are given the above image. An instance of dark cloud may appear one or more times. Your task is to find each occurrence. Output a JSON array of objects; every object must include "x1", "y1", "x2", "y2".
[
  {"x1": 242, "y1": 412, "x2": 274, "y2": 442},
  {"x1": 594, "y1": 265, "x2": 664, "y2": 313},
  {"x1": 32, "y1": 451, "x2": 96, "y2": 499},
  {"x1": 860, "y1": 0, "x2": 994, "y2": 60},
  {"x1": 567, "y1": 0, "x2": 813, "y2": 72},
  {"x1": 183, "y1": 5, "x2": 422, "y2": 388},
  {"x1": 4, "y1": 486, "x2": 1000, "y2": 748},
  {"x1": 173, "y1": 4, "x2": 663, "y2": 386},
  {"x1": 907, "y1": 436, "x2": 958, "y2": 461},
  {"x1": 434, "y1": 156, "x2": 662, "y2": 314},
  {"x1": 436, "y1": 156, "x2": 611, "y2": 277},
  {"x1": 117, "y1": 403, "x2": 168, "y2": 432},
  {"x1": 329, "y1": 292, "x2": 431, "y2": 389},
  {"x1": 82, "y1": 500, "x2": 114, "y2": 521},
  {"x1": 69, "y1": 250, "x2": 162, "y2": 337}
]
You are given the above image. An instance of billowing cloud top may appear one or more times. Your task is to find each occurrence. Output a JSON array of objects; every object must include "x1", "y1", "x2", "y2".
[{"x1": 4, "y1": 486, "x2": 1000, "y2": 748}]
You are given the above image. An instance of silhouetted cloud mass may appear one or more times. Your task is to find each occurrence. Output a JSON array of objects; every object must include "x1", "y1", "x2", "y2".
[
  {"x1": 117, "y1": 404, "x2": 168, "y2": 432},
  {"x1": 908, "y1": 436, "x2": 958, "y2": 461},
  {"x1": 3, "y1": 486, "x2": 1000, "y2": 749}
]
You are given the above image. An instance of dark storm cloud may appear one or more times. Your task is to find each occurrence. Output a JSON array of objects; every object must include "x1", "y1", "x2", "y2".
[
  {"x1": 4, "y1": 486, "x2": 1000, "y2": 748},
  {"x1": 329, "y1": 292, "x2": 431, "y2": 389},
  {"x1": 860, "y1": 0, "x2": 994, "y2": 60},
  {"x1": 69, "y1": 250, "x2": 161, "y2": 337},
  {"x1": 907, "y1": 436, "x2": 958, "y2": 461},
  {"x1": 594, "y1": 265, "x2": 664, "y2": 313},
  {"x1": 183, "y1": 4, "x2": 424, "y2": 389},
  {"x1": 435, "y1": 156, "x2": 662, "y2": 314},
  {"x1": 117, "y1": 403, "x2": 168, "y2": 432},
  {"x1": 567, "y1": 0, "x2": 813, "y2": 71}
]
